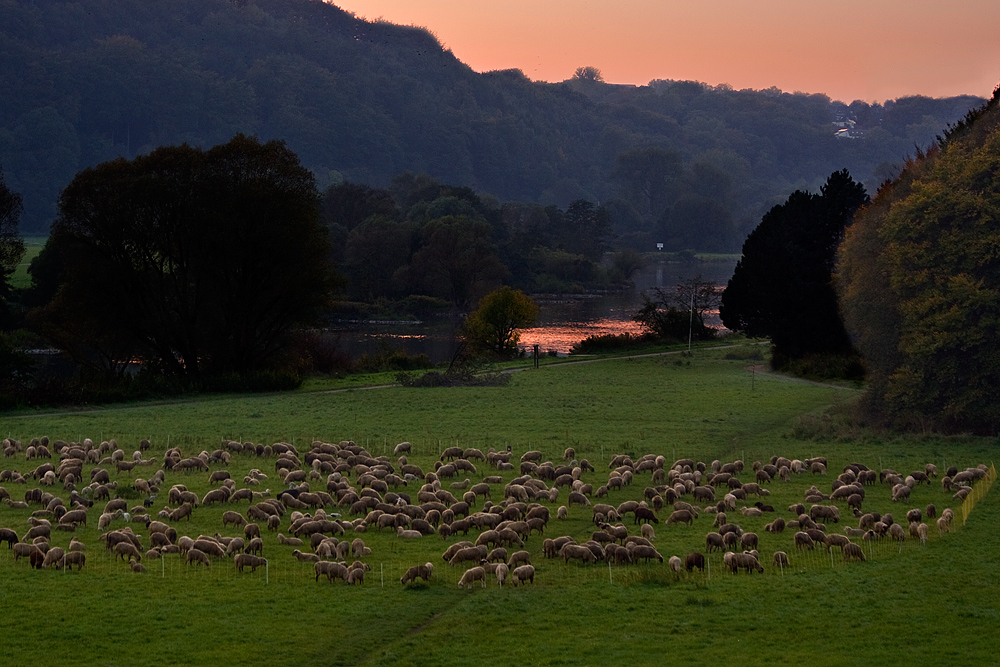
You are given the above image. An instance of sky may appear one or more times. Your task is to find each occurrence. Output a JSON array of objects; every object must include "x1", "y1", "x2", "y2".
[{"x1": 334, "y1": 0, "x2": 1000, "y2": 103}]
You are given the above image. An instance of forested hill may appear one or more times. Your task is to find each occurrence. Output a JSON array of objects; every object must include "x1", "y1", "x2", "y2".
[{"x1": 0, "y1": 0, "x2": 986, "y2": 247}]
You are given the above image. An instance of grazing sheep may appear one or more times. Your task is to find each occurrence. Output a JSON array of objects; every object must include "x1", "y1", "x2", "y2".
[
  {"x1": 843, "y1": 543, "x2": 866, "y2": 562},
  {"x1": 888, "y1": 523, "x2": 906, "y2": 541},
  {"x1": 917, "y1": 523, "x2": 928, "y2": 544},
  {"x1": 772, "y1": 551, "x2": 790, "y2": 567},
  {"x1": 494, "y1": 562, "x2": 509, "y2": 586},
  {"x1": 400, "y1": 562, "x2": 434, "y2": 584},
  {"x1": 113, "y1": 541, "x2": 142, "y2": 563},
  {"x1": 705, "y1": 532, "x2": 724, "y2": 553},
  {"x1": 185, "y1": 548, "x2": 211, "y2": 567},
  {"x1": 511, "y1": 564, "x2": 535, "y2": 586},
  {"x1": 794, "y1": 532, "x2": 815, "y2": 550},
  {"x1": 41, "y1": 547, "x2": 66, "y2": 570},
  {"x1": 641, "y1": 523, "x2": 655, "y2": 540},
  {"x1": 628, "y1": 545, "x2": 664, "y2": 563},
  {"x1": 729, "y1": 552, "x2": 764, "y2": 574},
  {"x1": 63, "y1": 551, "x2": 85, "y2": 570},
  {"x1": 684, "y1": 552, "x2": 705, "y2": 572},
  {"x1": 562, "y1": 543, "x2": 598, "y2": 565},
  {"x1": 667, "y1": 555, "x2": 683, "y2": 577},
  {"x1": 458, "y1": 566, "x2": 487, "y2": 588}
]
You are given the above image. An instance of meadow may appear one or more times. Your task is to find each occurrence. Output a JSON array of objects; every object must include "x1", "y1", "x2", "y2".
[{"x1": 0, "y1": 347, "x2": 997, "y2": 666}]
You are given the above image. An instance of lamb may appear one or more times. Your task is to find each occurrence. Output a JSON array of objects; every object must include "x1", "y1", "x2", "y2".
[
  {"x1": 458, "y1": 566, "x2": 487, "y2": 588},
  {"x1": 511, "y1": 564, "x2": 535, "y2": 586},
  {"x1": 401, "y1": 562, "x2": 434, "y2": 584}
]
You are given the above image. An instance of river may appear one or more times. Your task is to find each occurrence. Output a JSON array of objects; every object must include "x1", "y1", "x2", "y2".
[{"x1": 330, "y1": 256, "x2": 739, "y2": 362}]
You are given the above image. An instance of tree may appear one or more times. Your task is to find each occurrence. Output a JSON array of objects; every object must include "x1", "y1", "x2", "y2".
[
  {"x1": 720, "y1": 169, "x2": 868, "y2": 367},
  {"x1": 407, "y1": 215, "x2": 507, "y2": 309},
  {"x1": 464, "y1": 286, "x2": 539, "y2": 358},
  {"x1": 612, "y1": 147, "x2": 683, "y2": 220},
  {"x1": 0, "y1": 168, "x2": 26, "y2": 328},
  {"x1": 31, "y1": 135, "x2": 338, "y2": 378},
  {"x1": 573, "y1": 66, "x2": 604, "y2": 83},
  {"x1": 839, "y1": 90, "x2": 1000, "y2": 431}
]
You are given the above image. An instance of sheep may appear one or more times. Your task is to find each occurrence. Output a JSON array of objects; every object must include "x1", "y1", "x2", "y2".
[
  {"x1": 666, "y1": 509, "x2": 694, "y2": 526},
  {"x1": 507, "y1": 550, "x2": 531, "y2": 569},
  {"x1": 400, "y1": 562, "x2": 434, "y2": 584},
  {"x1": 42, "y1": 547, "x2": 66, "y2": 570},
  {"x1": 113, "y1": 541, "x2": 142, "y2": 563},
  {"x1": 458, "y1": 566, "x2": 487, "y2": 588},
  {"x1": 561, "y1": 543, "x2": 598, "y2": 565},
  {"x1": 705, "y1": 532, "x2": 724, "y2": 553},
  {"x1": 63, "y1": 551, "x2": 85, "y2": 570},
  {"x1": 641, "y1": 523, "x2": 655, "y2": 540},
  {"x1": 684, "y1": 552, "x2": 705, "y2": 572},
  {"x1": 628, "y1": 544, "x2": 664, "y2": 563},
  {"x1": 843, "y1": 543, "x2": 866, "y2": 562},
  {"x1": 772, "y1": 551, "x2": 790, "y2": 567},
  {"x1": 511, "y1": 564, "x2": 535, "y2": 586},
  {"x1": 667, "y1": 555, "x2": 683, "y2": 577},
  {"x1": 794, "y1": 532, "x2": 815, "y2": 550},
  {"x1": 185, "y1": 548, "x2": 211, "y2": 567},
  {"x1": 729, "y1": 552, "x2": 764, "y2": 574},
  {"x1": 888, "y1": 523, "x2": 906, "y2": 541},
  {"x1": 292, "y1": 549, "x2": 320, "y2": 563},
  {"x1": 277, "y1": 533, "x2": 303, "y2": 547},
  {"x1": 494, "y1": 562, "x2": 510, "y2": 586}
]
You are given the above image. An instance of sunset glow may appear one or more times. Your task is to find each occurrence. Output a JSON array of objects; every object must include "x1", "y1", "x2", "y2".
[{"x1": 334, "y1": 0, "x2": 1000, "y2": 102}]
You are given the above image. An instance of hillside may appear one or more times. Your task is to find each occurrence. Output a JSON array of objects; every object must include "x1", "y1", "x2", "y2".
[{"x1": 0, "y1": 0, "x2": 986, "y2": 247}]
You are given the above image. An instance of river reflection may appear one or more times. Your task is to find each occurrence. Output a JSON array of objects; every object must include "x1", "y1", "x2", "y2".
[{"x1": 331, "y1": 257, "x2": 738, "y2": 362}]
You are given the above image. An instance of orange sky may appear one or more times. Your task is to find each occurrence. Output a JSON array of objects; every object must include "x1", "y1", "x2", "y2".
[{"x1": 334, "y1": 0, "x2": 1000, "y2": 102}]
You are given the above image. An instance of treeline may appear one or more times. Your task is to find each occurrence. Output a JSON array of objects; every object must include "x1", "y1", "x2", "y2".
[
  {"x1": 327, "y1": 174, "x2": 618, "y2": 310},
  {"x1": 0, "y1": 0, "x2": 984, "y2": 251}
]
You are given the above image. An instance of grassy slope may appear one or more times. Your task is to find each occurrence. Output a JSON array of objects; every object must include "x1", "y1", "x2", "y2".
[{"x1": 0, "y1": 349, "x2": 996, "y2": 666}]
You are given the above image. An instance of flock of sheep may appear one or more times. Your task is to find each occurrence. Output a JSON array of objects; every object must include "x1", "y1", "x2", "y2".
[{"x1": 0, "y1": 435, "x2": 990, "y2": 588}]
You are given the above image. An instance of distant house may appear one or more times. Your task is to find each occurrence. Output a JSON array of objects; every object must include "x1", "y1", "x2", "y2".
[{"x1": 834, "y1": 128, "x2": 864, "y2": 140}]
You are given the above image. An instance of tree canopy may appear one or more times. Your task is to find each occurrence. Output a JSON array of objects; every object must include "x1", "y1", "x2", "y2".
[
  {"x1": 721, "y1": 169, "x2": 868, "y2": 368},
  {"x1": 838, "y1": 89, "x2": 1000, "y2": 432},
  {"x1": 463, "y1": 286, "x2": 539, "y2": 358},
  {"x1": 30, "y1": 135, "x2": 337, "y2": 379}
]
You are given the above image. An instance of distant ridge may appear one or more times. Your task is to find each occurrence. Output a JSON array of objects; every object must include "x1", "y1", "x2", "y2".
[{"x1": 0, "y1": 0, "x2": 986, "y2": 243}]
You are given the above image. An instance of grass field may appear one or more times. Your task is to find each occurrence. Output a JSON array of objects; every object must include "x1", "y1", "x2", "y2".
[
  {"x1": 9, "y1": 236, "x2": 46, "y2": 290},
  {"x1": 0, "y1": 347, "x2": 997, "y2": 666}
]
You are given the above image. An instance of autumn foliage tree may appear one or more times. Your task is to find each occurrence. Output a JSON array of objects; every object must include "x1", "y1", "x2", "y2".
[
  {"x1": 463, "y1": 286, "x2": 539, "y2": 358},
  {"x1": 838, "y1": 89, "x2": 1000, "y2": 432}
]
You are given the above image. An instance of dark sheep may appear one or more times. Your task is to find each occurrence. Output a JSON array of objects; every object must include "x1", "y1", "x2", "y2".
[{"x1": 684, "y1": 552, "x2": 705, "y2": 572}]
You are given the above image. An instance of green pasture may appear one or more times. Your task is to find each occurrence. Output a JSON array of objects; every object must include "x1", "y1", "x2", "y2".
[
  {"x1": 9, "y1": 236, "x2": 45, "y2": 290},
  {"x1": 0, "y1": 348, "x2": 997, "y2": 666}
]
